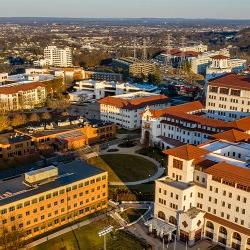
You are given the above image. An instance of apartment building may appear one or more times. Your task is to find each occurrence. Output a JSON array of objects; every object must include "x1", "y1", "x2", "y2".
[
  {"x1": 147, "y1": 133, "x2": 250, "y2": 249},
  {"x1": 113, "y1": 58, "x2": 157, "y2": 77},
  {"x1": 206, "y1": 73, "x2": 250, "y2": 121},
  {"x1": 44, "y1": 46, "x2": 73, "y2": 67},
  {"x1": 0, "y1": 82, "x2": 47, "y2": 111},
  {"x1": 99, "y1": 92, "x2": 169, "y2": 130},
  {"x1": 0, "y1": 161, "x2": 108, "y2": 241}
]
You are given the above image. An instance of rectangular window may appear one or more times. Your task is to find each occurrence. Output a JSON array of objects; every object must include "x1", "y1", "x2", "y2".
[{"x1": 173, "y1": 159, "x2": 183, "y2": 170}]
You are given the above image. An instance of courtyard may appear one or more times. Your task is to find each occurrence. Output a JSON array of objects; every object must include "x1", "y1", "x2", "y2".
[{"x1": 87, "y1": 153, "x2": 158, "y2": 183}]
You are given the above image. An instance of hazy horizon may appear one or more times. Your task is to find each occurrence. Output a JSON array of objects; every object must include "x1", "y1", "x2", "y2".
[{"x1": 1, "y1": 0, "x2": 250, "y2": 19}]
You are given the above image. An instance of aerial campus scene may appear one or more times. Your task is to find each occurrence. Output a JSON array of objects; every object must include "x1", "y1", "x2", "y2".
[{"x1": 0, "y1": 0, "x2": 249, "y2": 250}]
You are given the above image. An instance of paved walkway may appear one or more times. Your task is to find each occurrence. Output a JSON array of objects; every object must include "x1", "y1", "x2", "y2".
[{"x1": 101, "y1": 144, "x2": 165, "y2": 186}]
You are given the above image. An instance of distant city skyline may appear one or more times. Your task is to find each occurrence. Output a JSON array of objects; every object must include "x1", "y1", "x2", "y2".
[{"x1": 1, "y1": 0, "x2": 250, "y2": 19}]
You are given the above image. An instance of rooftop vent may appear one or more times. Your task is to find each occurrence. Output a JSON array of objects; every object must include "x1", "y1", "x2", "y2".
[{"x1": 25, "y1": 166, "x2": 58, "y2": 184}]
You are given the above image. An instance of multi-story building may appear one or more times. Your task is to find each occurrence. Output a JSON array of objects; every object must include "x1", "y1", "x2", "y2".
[
  {"x1": 73, "y1": 79, "x2": 159, "y2": 101},
  {"x1": 43, "y1": 46, "x2": 73, "y2": 67},
  {"x1": 206, "y1": 73, "x2": 250, "y2": 121},
  {"x1": 141, "y1": 100, "x2": 250, "y2": 149},
  {"x1": 113, "y1": 58, "x2": 157, "y2": 77},
  {"x1": 84, "y1": 71, "x2": 123, "y2": 82},
  {"x1": 0, "y1": 82, "x2": 47, "y2": 111},
  {"x1": 99, "y1": 91, "x2": 169, "y2": 130},
  {"x1": 0, "y1": 161, "x2": 108, "y2": 241},
  {"x1": 147, "y1": 131, "x2": 250, "y2": 249}
]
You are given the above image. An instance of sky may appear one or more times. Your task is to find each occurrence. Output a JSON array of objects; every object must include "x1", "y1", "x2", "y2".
[{"x1": 0, "y1": 0, "x2": 250, "y2": 19}]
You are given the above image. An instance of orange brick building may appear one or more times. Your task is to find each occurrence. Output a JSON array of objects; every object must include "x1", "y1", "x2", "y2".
[{"x1": 0, "y1": 161, "x2": 108, "y2": 240}]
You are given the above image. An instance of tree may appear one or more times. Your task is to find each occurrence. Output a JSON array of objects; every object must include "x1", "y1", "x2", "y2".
[
  {"x1": 29, "y1": 113, "x2": 40, "y2": 123},
  {"x1": 11, "y1": 114, "x2": 27, "y2": 127},
  {"x1": 0, "y1": 115, "x2": 10, "y2": 132},
  {"x1": 0, "y1": 221, "x2": 25, "y2": 250},
  {"x1": 41, "y1": 112, "x2": 52, "y2": 121}
]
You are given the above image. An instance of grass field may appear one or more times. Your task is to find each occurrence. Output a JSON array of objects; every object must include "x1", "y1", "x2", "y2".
[
  {"x1": 120, "y1": 208, "x2": 147, "y2": 224},
  {"x1": 31, "y1": 217, "x2": 146, "y2": 250},
  {"x1": 87, "y1": 154, "x2": 157, "y2": 183}
]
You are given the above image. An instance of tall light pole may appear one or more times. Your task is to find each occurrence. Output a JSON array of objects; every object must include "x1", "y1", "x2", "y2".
[{"x1": 98, "y1": 225, "x2": 113, "y2": 250}]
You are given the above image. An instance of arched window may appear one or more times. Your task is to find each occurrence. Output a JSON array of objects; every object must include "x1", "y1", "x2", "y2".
[
  {"x1": 219, "y1": 226, "x2": 227, "y2": 235},
  {"x1": 158, "y1": 211, "x2": 166, "y2": 220},
  {"x1": 232, "y1": 232, "x2": 241, "y2": 241},
  {"x1": 206, "y1": 221, "x2": 214, "y2": 230},
  {"x1": 169, "y1": 216, "x2": 177, "y2": 225}
]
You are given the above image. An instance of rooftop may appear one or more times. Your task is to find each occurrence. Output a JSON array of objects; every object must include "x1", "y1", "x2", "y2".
[
  {"x1": 205, "y1": 161, "x2": 250, "y2": 188},
  {"x1": 0, "y1": 160, "x2": 106, "y2": 206},
  {"x1": 158, "y1": 177, "x2": 194, "y2": 190},
  {"x1": 163, "y1": 144, "x2": 209, "y2": 160},
  {"x1": 99, "y1": 91, "x2": 168, "y2": 109},
  {"x1": 209, "y1": 73, "x2": 250, "y2": 91},
  {"x1": 212, "y1": 129, "x2": 250, "y2": 143}
]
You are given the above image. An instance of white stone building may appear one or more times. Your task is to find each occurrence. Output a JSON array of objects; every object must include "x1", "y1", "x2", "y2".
[
  {"x1": 0, "y1": 82, "x2": 47, "y2": 110},
  {"x1": 99, "y1": 92, "x2": 169, "y2": 130},
  {"x1": 43, "y1": 46, "x2": 73, "y2": 67},
  {"x1": 149, "y1": 131, "x2": 250, "y2": 249},
  {"x1": 206, "y1": 73, "x2": 250, "y2": 121}
]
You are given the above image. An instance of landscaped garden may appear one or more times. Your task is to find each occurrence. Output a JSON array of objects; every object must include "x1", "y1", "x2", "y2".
[
  {"x1": 32, "y1": 217, "x2": 149, "y2": 250},
  {"x1": 87, "y1": 154, "x2": 157, "y2": 183}
]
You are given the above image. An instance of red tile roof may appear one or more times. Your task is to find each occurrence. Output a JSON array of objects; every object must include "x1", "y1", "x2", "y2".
[
  {"x1": 212, "y1": 129, "x2": 250, "y2": 142},
  {"x1": 149, "y1": 101, "x2": 204, "y2": 118},
  {"x1": 165, "y1": 49, "x2": 199, "y2": 58},
  {"x1": 163, "y1": 144, "x2": 209, "y2": 160},
  {"x1": 209, "y1": 73, "x2": 250, "y2": 91},
  {"x1": 211, "y1": 55, "x2": 229, "y2": 60},
  {"x1": 99, "y1": 94, "x2": 169, "y2": 109},
  {"x1": 205, "y1": 161, "x2": 250, "y2": 188},
  {"x1": 227, "y1": 116, "x2": 250, "y2": 132},
  {"x1": 0, "y1": 82, "x2": 45, "y2": 95}
]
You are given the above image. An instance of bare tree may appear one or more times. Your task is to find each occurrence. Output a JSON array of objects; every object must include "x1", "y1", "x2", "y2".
[
  {"x1": 41, "y1": 112, "x2": 52, "y2": 120},
  {"x1": 0, "y1": 115, "x2": 10, "y2": 132},
  {"x1": 29, "y1": 113, "x2": 40, "y2": 123},
  {"x1": 11, "y1": 113, "x2": 27, "y2": 127}
]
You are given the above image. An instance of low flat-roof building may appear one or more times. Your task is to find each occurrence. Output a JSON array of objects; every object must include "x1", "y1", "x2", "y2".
[{"x1": 0, "y1": 160, "x2": 108, "y2": 240}]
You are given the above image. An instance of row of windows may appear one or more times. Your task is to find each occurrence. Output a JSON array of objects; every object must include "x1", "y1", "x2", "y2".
[{"x1": 1, "y1": 177, "x2": 106, "y2": 214}]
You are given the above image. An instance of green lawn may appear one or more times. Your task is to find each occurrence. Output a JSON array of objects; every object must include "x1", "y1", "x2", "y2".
[
  {"x1": 136, "y1": 147, "x2": 167, "y2": 167},
  {"x1": 120, "y1": 208, "x2": 147, "y2": 224},
  {"x1": 87, "y1": 154, "x2": 157, "y2": 183},
  {"x1": 31, "y1": 217, "x2": 146, "y2": 250}
]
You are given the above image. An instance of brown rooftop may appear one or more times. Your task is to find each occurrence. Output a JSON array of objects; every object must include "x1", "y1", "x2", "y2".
[
  {"x1": 212, "y1": 129, "x2": 250, "y2": 142},
  {"x1": 163, "y1": 144, "x2": 209, "y2": 160},
  {"x1": 209, "y1": 73, "x2": 250, "y2": 91},
  {"x1": 99, "y1": 94, "x2": 168, "y2": 109},
  {"x1": 205, "y1": 161, "x2": 250, "y2": 188}
]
